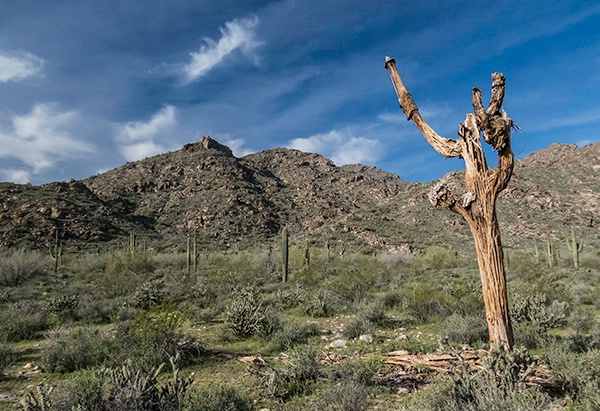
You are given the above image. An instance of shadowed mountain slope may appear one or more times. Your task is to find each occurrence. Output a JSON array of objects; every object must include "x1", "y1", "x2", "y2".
[{"x1": 0, "y1": 137, "x2": 598, "y2": 251}]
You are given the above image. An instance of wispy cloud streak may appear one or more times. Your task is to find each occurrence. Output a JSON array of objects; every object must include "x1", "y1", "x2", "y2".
[
  {"x1": 0, "y1": 51, "x2": 44, "y2": 82},
  {"x1": 0, "y1": 103, "x2": 92, "y2": 182},
  {"x1": 180, "y1": 16, "x2": 260, "y2": 83},
  {"x1": 115, "y1": 106, "x2": 177, "y2": 161}
]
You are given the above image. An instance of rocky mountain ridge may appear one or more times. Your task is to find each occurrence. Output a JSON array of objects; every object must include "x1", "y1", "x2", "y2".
[{"x1": 0, "y1": 136, "x2": 598, "y2": 252}]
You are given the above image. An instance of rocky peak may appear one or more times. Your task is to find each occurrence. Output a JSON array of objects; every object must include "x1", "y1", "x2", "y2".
[{"x1": 183, "y1": 135, "x2": 234, "y2": 156}]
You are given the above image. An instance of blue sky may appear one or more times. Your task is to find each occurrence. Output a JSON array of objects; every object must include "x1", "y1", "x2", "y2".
[{"x1": 0, "y1": 1, "x2": 598, "y2": 185}]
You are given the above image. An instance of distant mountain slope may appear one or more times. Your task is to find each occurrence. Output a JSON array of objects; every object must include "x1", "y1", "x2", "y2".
[
  {"x1": 498, "y1": 142, "x2": 599, "y2": 242},
  {"x1": 377, "y1": 141, "x2": 600, "y2": 251},
  {"x1": 0, "y1": 180, "x2": 144, "y2": 248},
  {"x1": 0, "y1": 137, "x2": 598, "y2": 251},
  {"x1": 82, "y1": 136, "x2": 409, "y2": 246}
]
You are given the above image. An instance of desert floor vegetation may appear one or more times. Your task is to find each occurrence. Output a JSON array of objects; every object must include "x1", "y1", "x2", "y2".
[{"x1": 0, "y1": 240, "x2": 598, "y2": 410}]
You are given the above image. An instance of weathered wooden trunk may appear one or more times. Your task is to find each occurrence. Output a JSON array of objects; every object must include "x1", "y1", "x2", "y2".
[
  {"x1": 469, "y1": 208, "x2": 514, "y2": 347},
  {"x1": 385, "y1": 57, "x2": 515, "y2": 349}
]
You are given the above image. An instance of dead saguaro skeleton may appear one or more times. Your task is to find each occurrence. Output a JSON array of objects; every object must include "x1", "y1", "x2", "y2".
[{"x1": 384, "y1": 57, "x2": 515, "y2": 349}]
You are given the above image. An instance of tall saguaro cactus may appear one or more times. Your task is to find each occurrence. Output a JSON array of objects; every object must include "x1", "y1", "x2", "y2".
[
  {"x1": 385, "y1": 57, "x2": 515, "y2": 349},
  {"x1": 566, "y1": 226, "x2": 583, "y2": 270},
  {"x1": 127, "y1": 232, "x2": 138, "y2": 256},
  {"x1": 187, "y1": 231, "x2": 199, "y2": 274},
  {"x1": 282, "y1": 227, "x2": 289, "y2": 283},
  {"x1": 546, "y1": 237, "x2": 556, "y2": 268},
  {"x1": 48, "y1": 230, "x2": 63, "y2": 274}
]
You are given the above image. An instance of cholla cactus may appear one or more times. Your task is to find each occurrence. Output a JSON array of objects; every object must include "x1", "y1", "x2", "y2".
[{"x1": 19, "y1": 384, "x2": 54, "y2": 411}]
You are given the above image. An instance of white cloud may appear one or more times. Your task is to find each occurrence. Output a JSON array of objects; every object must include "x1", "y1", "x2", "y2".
[
  {"x1": 0, "y1": 51, "x2": 44, "y2": 82},
  {"x1": 117, "y1": 105, "x2": 177, "y2": 142},
  {"x1": 181, "y1": 16, "x2": 260, "y2": 83},
  {"x1": 0, "y1": 103, "x2": 92, "y2": 181},
  {"x1": 576, "y1": 139, "x2": 596, "y2": 147},
  {"x1": 1, "y1": 169, "x2": 31, "y2": 184},
  {"x1": 120, "y1": 141, "x2": 166, "y2": 162},
  {"x1": 222, "y1": 137, "x2": 255, "y2": 157},
  {"x1": 115, "y1": 106, "x2": 177, "y2": 161},
  {"x1": 288, "y1": 130, "x2": 382, "y2": 166},
  {"x1": 378, "y1": 112, "x2": 405, "y2": 124}
]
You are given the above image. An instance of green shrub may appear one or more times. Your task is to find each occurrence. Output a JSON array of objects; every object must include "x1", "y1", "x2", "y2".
[
  {"x1": 258, "y1": 343, "x2": 323, "y2": 399},
  {"x1": 440, "y1": 278, "x2": 484, "y2": 316},
  {"x1": 389, "y1": 335, "x2": 439, "y2": 355},
  {"x1": 0, "y1": 343, "x2": 16, "y2": 376},
  {"x1": 542, "y1": 343, "x2": 600, "y2": 410},
  {"x1": 131, "y1": 280, "x2": 165, "y2": 309},
  {"x1": 43, "y1": 326, "x2": 113, "y2": 373},
  {"x1": 411, "y1": 246, "x2": 462, "y2": 271},
  {"x1": 182, "y1": 303, "x2": 222, "y2": 324},
  {"x1": 45, "y1": 293, "x2": 80, "y2": 324},
  {"x1": 124, "y1": 304, "x2": 202, "y2": 371},
  {"x1": 443, "y1": 313, "x2": 488, "y2": 347},
  {"x1": 0, "y1": 248, "x2": 46, "y2": 286},
  {"x1": 63, "y1": 252, "x2": 107, "y2": 275},
  {"x1": 291, "y1": 357, "x2": 379, "y2": 410},
  {"x1": 77, "y1": 296, "x2": 122, "y2": 325},
  {"x1": 325, "y1": 269, "x2": 372, "y2": 306},
  {"x1": 106, "y1": 253, "x2": 155, "y2": 276},
  {"x1": 270, "y1": 284, "x2": 306, "y2": 309},
  {"x1": 0, "y1": 287, "x2": 11, "y2": 303},
  {"x1": 343, "y1": 317, "x2": 371, "y2": 340},
  {"x1": 402, "y1": 285, "x2": 452, "y2": 323},
  {"x1": 381, "y1": 290, "x2": 403, "y2": 309},
  {"x1": 152, "y1": 251, "x2": 187, "y2": 271},
  {"x1": 511, "y1": 293, "x2": 570, "y2": 333},
  {"x1": 225, "y1": 287, "x2": 281, "y2": 338},
  {"x1": 252, "y1": 248, "x2": 279, "y2": 277},
  {"x1": 360, "y1": 301, "x2": 390, "y2": 327},
  {"x1": 100, "y1": 359, "x2": 194, "y2": 411},
  {"x1": 303, "y1": 289, "x2": 342, "y2": 318},
  {"x1": 269, "y1": 320, "x2": 319, "y2": 351},
  {"x1": 513, "y1": 322, "x2": 546, "y2": 349},
  {"x1": 0, "y1": 301, "x2": 48, "y2": 342},
  {"x1": 23, "y1": 358, "x2": 195, "y2": 411},
  {"x1": 337, "y1": 358, "x2": 380, "y2": 387},
  {"x1": 58, "y1": 368, "x2": 106, "y2": 411},
  {"x1": 185, "y1": 383, "x2": 252, "y2": 411},
  {"x1": 312, "y1": 382, "x2": 369, "y2": 411}
]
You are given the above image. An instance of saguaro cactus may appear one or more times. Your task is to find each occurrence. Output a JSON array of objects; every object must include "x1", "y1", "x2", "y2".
[
  {"x1": 128, "y1": 232, "x2": 137, "y2": 256},
  {"x1": 187, "y1": 231, "x2": 199, "y2": 274},
  {"x1": 48, "y1": 230, "x2": 63, "y2": 274},
  {"x1": 282, "y1": 227, "x2": 289, "y2": 283},
  {"x1": 533, "y1": 239, "x2": 540, "y2": 265},
  {"x1": 546, "y1": 237, "x2": 555, "y2": 268},
  {"x1": 566, "y1": 226, "x2": 583, "y2": 270},
  {"x1": 385, "y1": 57, "x2": 515, "y2": 349},
  {"x1": 304, "y1": 240, "x2": 310, "y2": 266}
]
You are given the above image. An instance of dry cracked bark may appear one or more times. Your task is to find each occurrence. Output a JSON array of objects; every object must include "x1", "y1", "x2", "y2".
[{"x1": 384, "y1": 57, "x2": 515, "y2": 349}]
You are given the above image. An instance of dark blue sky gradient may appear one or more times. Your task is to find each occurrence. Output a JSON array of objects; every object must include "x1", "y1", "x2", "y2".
[{"x1": 0, "y1": 0, "x2": 598, "y2": 184}]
